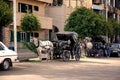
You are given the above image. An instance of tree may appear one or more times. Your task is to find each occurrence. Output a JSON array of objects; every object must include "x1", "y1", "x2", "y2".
[
  {"x1": 21, "y1": 13, "x2": 41, "y2": 33},
  {"x1": 21, "y1": 13, "x2": 41, "y2": 54},
  {"x1": 0, "y1": 0, "x2": 13, "y2": 41},
  {"x1": 107, "y1": 18, "x2": 120, "y2": 43},
  {"x1": 65, "y1": 7, "x2": 107, "y2": 39}
]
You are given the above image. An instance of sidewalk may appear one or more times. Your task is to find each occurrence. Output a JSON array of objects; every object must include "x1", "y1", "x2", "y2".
[{"x1": 17, "y1": 48, "x2": 38, "y2": 61}]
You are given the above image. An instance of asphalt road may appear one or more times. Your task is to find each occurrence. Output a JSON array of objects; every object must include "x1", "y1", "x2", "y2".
[{"x1": 0, "y1": 58, "x2": 120, "y2": 80}]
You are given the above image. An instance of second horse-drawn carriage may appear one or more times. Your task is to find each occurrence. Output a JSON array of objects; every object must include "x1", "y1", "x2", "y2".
[{"x1": 52, "y1": 31, "x2": 81, "y2": 61}]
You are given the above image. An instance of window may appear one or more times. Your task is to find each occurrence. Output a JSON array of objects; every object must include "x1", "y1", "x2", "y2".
[
  {"x1": 34, "y1": 6, "x2": 39, "y2": 11},
  {"x1": 10, "y1": 31, "x2": 30, "y2": 42},
  {"x1": 18, "y1": 3, "x2": 33, "y2": 13},
  {"x1": 20, "y1": 32, "x2": 30, "y2": 42},
  {"x1": 31, "y1": 32, "x2": 39, "y2": 38},
  {"x1": 53, "y1": 0, "x2": 63, "y2": 6}
]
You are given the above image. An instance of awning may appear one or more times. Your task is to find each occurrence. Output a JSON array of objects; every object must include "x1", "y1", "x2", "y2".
[{"x1": 92, "y1": 4, "x2": 104, "y2": 10}]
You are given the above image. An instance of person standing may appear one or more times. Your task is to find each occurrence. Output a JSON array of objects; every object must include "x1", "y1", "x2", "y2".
[{"x1": 106, "y1": 45, "x2": 111, "y2": 57}]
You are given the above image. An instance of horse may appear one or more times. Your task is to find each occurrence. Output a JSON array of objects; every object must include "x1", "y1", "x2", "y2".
[{"x1": 32, "y1": 37, "x2": 53, "y2": 61}]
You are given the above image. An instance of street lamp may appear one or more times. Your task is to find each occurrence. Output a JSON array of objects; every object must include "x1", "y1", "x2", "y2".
[{"x1": 13, "y1": 0, "x2": 17, "y2": 52}]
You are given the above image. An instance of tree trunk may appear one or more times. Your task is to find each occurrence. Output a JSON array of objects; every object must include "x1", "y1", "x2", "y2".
[{"x1": 0, "y1": 25, "x2": 3, "y2": 42}]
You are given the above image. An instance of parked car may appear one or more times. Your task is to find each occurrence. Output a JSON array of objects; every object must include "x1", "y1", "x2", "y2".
[
  {"x1": 0, "y1": 41, "x2": 17, "y2": 70},
  {"x1": 110, "y1": 43, "x2": 120, "y2": 57}
]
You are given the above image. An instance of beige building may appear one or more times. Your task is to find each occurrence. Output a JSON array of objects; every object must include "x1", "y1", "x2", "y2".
[
  {"x1": 3, "y1": 0, "x2": 53, "y2": 48},
  {"x1": 92, "y1": 0, "x2": 120, "y2": 22},
  {"x1": 45, "y1": 0, "x2": 92, "y2": 40},
  {"x1": 3, "y1": 0, "x2": 92, "y2": 48}
]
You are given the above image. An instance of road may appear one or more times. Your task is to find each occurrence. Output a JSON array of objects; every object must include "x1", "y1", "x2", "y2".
[{"x1": 0, "y1": 58, "x2": 120, "y2": 80}]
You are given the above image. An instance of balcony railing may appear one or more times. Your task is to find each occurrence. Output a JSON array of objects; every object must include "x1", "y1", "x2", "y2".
[
  {"x1": 93, "y1": 0, "x2": 102, "y2": 4},
  {"x1": 37, "y1": 0, "x2": 52, "y2": 3},
  {"x1": 9, "y1": 0, "x2": 52, "y2": 3}
]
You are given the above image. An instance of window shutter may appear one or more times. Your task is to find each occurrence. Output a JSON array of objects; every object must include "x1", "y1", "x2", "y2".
[
  {"x1": 17, "y1": 32, "x2": 21, "y2": 42},
  {"x1": 10, "y1": 31, "x2": 14, "y2": 42},
  {"x1": 26, "y1": 32, "x2": 30, "y2": 42}
]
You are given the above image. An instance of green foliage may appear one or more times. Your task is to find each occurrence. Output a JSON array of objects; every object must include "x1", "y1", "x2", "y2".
[
  {"x1": 65, "y1": 7, "x2": 107, "y2": 39},
  {"x1": 23, "y1": 42, "x2": 38, "y2": 55},
  {"x1": 0, "y1": 0, "x2": 13, "y2": 41},
  {"x1": 108, "y1": 18, "x2": 120, "y2": 35},
  {"x1": 21, "y1": 13, "x2": 41, "y2": 32},
  {"x1": 0, "y1": 0, "x2": 13, "y2": 26}
]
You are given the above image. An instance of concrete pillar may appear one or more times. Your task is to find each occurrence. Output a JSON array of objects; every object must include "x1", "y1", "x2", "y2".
[
  {"x1": 106, "y1": 0, "x2": 108, "y2": 21},
  {"x1": 3, "y1": 27, "x2": 10, "y2": 47},
  {"x1": 80, "y1": 0, "x2": 84, "y2": 6},
  {"x1": 113, "y1": 0, "x2": 116, "y2": 19},
  {"x1": 76, "y1": 0, "x2": 78, "y2": 7},
  {"x1": 118, "y1": 14, "x2": 120, "y2": 22}
]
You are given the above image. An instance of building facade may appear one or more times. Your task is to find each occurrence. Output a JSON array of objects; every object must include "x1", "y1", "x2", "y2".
[
  {"x1": 45, "y1": 0, "x2": 92, "y2": 40},
  {"x1": 92, "y1": 0, "x2": 120, "y2": 22},
  {"x1": 3, "y1": 0, "x2": 53, "y2": 48}
]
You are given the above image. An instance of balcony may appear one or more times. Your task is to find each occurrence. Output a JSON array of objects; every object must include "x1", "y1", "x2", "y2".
[
  {"x1": 37, "y1": 0, "x2": 52, "y2": 3},
  {"x1": 92, "y1": 0, "x2": 102, "y2": 4},
  {"x1": 92, "y1": 4, "x2": 104, "y2": 10},
  {"x1": 9, "y1": 0, "x2": 53, "y2": 3},
  {"x1": 16, "y1": 13, "x2": 53, "y2": 30}
]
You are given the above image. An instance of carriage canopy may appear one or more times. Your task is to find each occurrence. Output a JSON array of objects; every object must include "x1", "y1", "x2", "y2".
[{"x1": 56, "y1": 31, "x2": 78, "y2": 43}]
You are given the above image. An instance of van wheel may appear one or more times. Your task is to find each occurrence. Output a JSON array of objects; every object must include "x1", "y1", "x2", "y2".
[{"x1": 1, "y1": 60, "x2": 11, "y2": 70}]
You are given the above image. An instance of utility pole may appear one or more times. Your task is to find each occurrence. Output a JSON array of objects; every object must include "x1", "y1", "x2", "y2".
[
  {"x1": 13, "y1": 0, "x2": 17, "y2": 52},
  {"x1": 105, "y1": 0, "x2": 108, "y2": 21},
  {"x1": 105, "y1": 0, "x2": 109, "y2": 43}
]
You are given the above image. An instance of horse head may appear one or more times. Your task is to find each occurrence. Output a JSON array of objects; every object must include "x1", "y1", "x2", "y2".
[{"x1": 32, "y1": 37, "x2": 39, "y2": 48}]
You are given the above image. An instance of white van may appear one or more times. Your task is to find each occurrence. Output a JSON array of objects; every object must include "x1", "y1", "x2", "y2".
[{"x1": 0, "y1": 42, "x2": 17, "y2": 70}]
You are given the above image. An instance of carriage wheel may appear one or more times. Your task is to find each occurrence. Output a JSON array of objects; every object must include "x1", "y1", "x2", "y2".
[
  {"x1": 75, "y1": 47, "x2": 81, "y2": 61},
  {"x1": 62, "y1": 50, "x2": 70, "y2": 61},
  {"x1": 75, "y1": 53, "x2": 80, "y2": 61}
]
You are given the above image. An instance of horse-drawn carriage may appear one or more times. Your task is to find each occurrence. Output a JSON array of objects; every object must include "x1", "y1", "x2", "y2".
[
  {"x1": 52, "y1": 31, "x2": 81, "y2": 61},
  {"x1": 32, "y1": 31, "x2": 81, "y2": 61}
]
